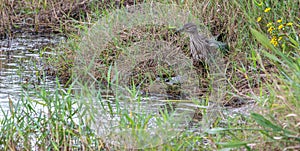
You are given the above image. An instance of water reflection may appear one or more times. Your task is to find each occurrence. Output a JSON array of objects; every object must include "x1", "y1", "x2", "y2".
[{"x1": 0, "y1": 33, "x2": 65, "y2": 116}]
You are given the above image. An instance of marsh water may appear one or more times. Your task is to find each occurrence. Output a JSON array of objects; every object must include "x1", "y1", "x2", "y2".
[{"x1": 0, "y1": 33, "x2": 65, "y2": 117}]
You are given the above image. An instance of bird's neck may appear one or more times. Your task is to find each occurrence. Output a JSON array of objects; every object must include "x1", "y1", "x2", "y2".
[{"x1": 191, "y1": 33, "x2": 206, "y2": 40}]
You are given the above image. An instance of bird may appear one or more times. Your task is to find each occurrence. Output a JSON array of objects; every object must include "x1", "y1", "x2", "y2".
[
  {"x1": 177, "y1": 23, "x2": 229, "y2": 127},
  {"x1": 176, "y1": 22, "x2": 230, "y2": 90},
  {"x1": 177, "y1": 23, "x2": 228, "y2": 105},
  {"x1": 176, "y1": 22, "x2": 228, "y2": 63}
]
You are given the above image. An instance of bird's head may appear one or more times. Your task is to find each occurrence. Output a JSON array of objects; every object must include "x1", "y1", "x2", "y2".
[{"x1": 176, "y1": 23, "x2": 198, "y2": 34}]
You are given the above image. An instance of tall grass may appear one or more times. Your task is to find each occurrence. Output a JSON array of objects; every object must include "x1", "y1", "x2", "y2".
[
  {"x1": 0, "y1": 0, "x2": 299, "y2": 150},
  {"x1": 250, "y1": 27, "x2": 300, "y2": 149},
  {"x1": 0, "y1": 80, "x2": 104, "y2": 150},
  {"x1": 0, "y1": 0, "x2": 113, "y2": 36}
]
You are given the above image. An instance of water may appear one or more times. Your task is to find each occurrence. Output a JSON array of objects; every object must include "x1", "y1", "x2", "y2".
[{"x1": 0, "y1": 33, "x2": 65, "y2": 116}]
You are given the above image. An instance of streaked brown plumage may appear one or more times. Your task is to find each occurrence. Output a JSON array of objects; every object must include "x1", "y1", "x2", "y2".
[
  {"x1": 177, "y1": 23, "x2": 210, "y2": 62},
  {"x1": 178, "y1": 22, "x2": 228, "y2": 101},
  {"x1": 177, "y1": 23, "x2": 228, "y2": 63}
]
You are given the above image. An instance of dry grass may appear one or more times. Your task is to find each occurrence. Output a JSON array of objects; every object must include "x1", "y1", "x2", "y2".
[{"x1": 0, "y1": 0, "x2": 145, "y2": 36}]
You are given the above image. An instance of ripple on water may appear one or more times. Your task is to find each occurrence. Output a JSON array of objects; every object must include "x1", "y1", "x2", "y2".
[{"x1": 0, "y1": 33, "x2": 65, "y2": 118}]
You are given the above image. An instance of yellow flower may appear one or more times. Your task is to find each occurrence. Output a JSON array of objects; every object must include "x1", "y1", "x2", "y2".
[
  {"x1": 277, "y1": 19, "x2": 282, "y2": 23},
  {"x1": 264, "y1": 7, "x2": 271, "y2": 12},
  {"x1": 267, "y1": 22, "x2": 273, "y2": 27},
  {"x1": 278, "y1": 24, "x2": 284, "y2": 30},
  {"x1": 267, "y1": 26, "x2": 275, "y2": 33},
  {"x1": 257, "y1": 17, "x2": 262, "y2": 22},
  {"x1": 278, "y1": 37, "x2": 283, "y2": 41},
  {"x1": 287, "y1": 22, "x2": 293, "y2": 26},
  {"x1": 270, "y1": 36, "x2": 278, "y2": 47}
]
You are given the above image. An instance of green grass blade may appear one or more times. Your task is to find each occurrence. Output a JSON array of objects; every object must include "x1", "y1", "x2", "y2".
[{"x1": 251, "y1": 113, "x2": 282, "y2": 131}]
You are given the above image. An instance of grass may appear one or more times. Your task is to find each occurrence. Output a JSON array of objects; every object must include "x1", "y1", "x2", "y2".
[
  {"x1": 1, "y1": 0, "x2": 300, "y2": 150},
  {"x1": 0, "y1": 82, "x2": 102, "y2": 150},
  {"x1": 0, "y1": 0, "x2": 115, "y2": 36}
]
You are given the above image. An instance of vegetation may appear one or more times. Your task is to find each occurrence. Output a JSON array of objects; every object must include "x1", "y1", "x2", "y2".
[
  {"x1": 0, "y1": 0, "x2": 299, "y2": 150},
  {"x1": 0, "y1": 0, "x2": 139, "y2": 36}
]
